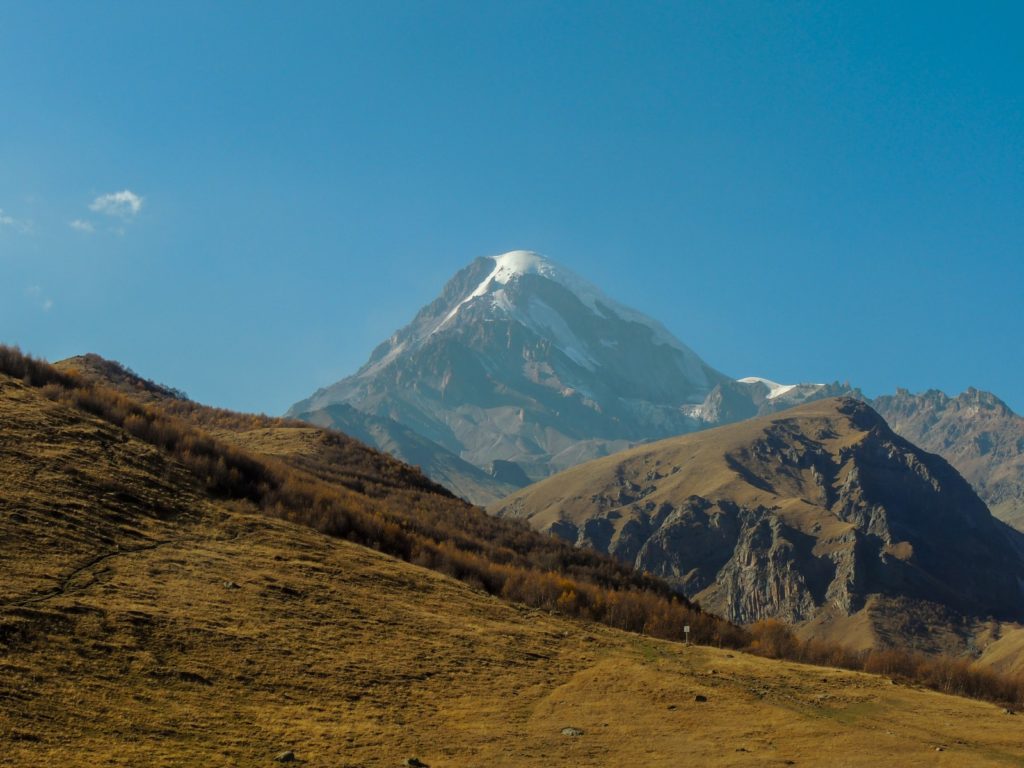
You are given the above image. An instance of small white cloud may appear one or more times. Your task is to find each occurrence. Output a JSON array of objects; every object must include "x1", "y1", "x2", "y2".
[
  {"x1": 89, "y1": 189, "x2": 143, "y2": 217},
  {"x1": 0, "y1": 209, "x2": 31, "y2": 233},
  {"x1": 42, "y1": 299, "x2": 54, "y2": 312},
  {"x1": 70, "y1": 219, "x2": 95, "y2": 233}
]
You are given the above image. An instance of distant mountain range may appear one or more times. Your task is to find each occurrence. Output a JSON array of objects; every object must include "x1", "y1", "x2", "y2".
[
  {"x1": 872, "y1": 388, "x2": 1024, "y2": 530},
  {"x1": 289, "y1": 250, "x2": 1024, "y2": 528}
]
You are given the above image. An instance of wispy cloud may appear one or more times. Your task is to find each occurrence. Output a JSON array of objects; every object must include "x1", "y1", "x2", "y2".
[
  {"x1": 89, "y1": 189, "x2": 143, "y2": 217},
  {"x1": 24, "y1": 285, "x2": 53, "y2": 311},
  {"x1": 69, "y1": 219, "x2": 95, "y2": 233},
  {"x1": 0, "y1": 208, "x2": 31, "y2": 233}
]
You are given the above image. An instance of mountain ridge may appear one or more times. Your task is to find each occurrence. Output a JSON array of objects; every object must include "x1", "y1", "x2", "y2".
[
  {"x1": 9, "y1": 346, "x2": 1024, "y2": 764},
  {"x1": 490, "y1": 396, "x2": 1024, "y2": 653},
  {"x1": 872, "y1": 387, "x2": 1024, "y2": 530}
]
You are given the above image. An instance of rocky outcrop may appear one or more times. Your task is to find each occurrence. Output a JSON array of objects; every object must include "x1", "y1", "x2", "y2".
[
  {"x1": 491, "y1": 398, "x2": 1024, "y2": 644},
  {"x1": 284, "y1": 250, "x2": 1021, "y2": 526}
]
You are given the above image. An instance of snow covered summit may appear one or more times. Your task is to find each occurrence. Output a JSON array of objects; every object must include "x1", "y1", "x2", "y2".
[
  {"x1": 288, "y1": 250, "x2": 728, "y2": 488},
  {"x1": 425, "y1": 250, "x2": 703, "y2": 371}
]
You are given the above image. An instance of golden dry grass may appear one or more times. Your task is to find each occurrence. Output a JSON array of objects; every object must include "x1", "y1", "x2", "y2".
[
  {"x1": 4, "y1": 370, "x2": 1024, "y2": 765},
  {"x1": 978, "y1": 626, "x2": 1024, "y2": 677},
  {"x1": 5, "y1": 504, "x2": 1024, "y2": 766},
  {"x1": 11, "y1": 346, "x2": 728, "y2": 649}
]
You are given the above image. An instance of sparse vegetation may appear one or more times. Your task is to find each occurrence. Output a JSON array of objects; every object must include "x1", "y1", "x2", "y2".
[
  {"x1": 1, "y1": 345, "x2": 744, "y2": 648},
  {"x1": 747, "y1": 620, "x2": 1024, "y2": 706}
]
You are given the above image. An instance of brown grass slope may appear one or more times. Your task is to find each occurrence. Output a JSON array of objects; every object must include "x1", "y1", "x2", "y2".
[
  {"x1": 13, "y1": 349, "x2": 734, "y2": 647},
  {"x1": 59, "y1": 353, "x2": 519, "y2": 505},
  {"x1": 492, "y1": 398, "x2": 1024, "y2": 654},
  {"x1": 296, "y1": 402, "x2": 521, "y2": 505},
  {"x1": 7, "y1": 367, "x2": 1024, "y2": 765}
]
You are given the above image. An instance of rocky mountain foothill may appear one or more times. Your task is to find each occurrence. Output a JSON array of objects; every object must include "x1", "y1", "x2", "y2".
[{"x1": 492, "y1": 397, "x2": 1024, "y2": 654}]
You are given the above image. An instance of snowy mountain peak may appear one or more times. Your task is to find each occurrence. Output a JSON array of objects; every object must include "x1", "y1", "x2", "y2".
[
  {"x1": 485, "y1": 250, "x2": 602, "y2": 303},
  {"x1": 433, "y1": 250, "x2": 562, "y2": 332},
  {"x1": 288, "y1": 251, "x2": 731, "y2": 482},
  {"x1": 737, "y1": 376, "x2": 830, "y2": 402},
  {"x1": 438, "y1": 250, "x2": 603, "y2": 328},
  {"x1": 287, "y1": 252, "x2": 864, "y2": 500},
  {"x1": 490, "y1": 250, "x2": 556, "y2": 283},
  {"x1": 431, "y1": 249, "x2": 694, "y2": 361}
]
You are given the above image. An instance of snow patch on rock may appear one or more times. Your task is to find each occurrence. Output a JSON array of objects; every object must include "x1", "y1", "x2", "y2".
[{"x1": 739, "y1": 376, "x2": 825, "y2": 400}]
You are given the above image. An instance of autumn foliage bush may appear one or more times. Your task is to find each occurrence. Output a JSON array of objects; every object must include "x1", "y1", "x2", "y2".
[{"x1": 746, "y1": 619, "x2": 1024, "y2": 707}]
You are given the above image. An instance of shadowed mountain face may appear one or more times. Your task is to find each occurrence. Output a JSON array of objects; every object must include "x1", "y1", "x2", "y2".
[
  {"x1": 288, "y1": 252, "x2": 854, "y2": 501},
  {"x1": 872, "y1": 388, "x2": 1024, "y2": 531},
  {"x1": 491, "y1": 398, "x2": 1024, "y2": 652},
  {"x1": 293, "y1": 402, "x2": 519, "y2": 505}
]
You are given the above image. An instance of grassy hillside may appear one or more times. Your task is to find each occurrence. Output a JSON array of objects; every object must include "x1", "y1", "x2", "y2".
[
  {"x1": 7, "y1": 348, "x2": 737, "y2": 647},
  {"x1": 5, "y1": 368, "x2": 1024, "y2": 765}
]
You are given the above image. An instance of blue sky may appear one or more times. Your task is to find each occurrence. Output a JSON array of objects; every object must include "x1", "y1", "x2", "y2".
[{"x1": 1, "y1": 2, "x2": 1021, "y2": 414}]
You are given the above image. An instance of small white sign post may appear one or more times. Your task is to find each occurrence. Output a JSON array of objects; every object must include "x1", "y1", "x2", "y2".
[{"x1": 683, "y1": 625, "x2": 690, "y2": 645}]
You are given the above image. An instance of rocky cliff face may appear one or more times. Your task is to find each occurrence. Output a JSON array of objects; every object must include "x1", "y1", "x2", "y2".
[
  {"x1": 287, "y1": 252, "x2": 1023, "y2": 517},
  {"x1": 492, "y1": 398, "x2": 1024, "y2": 649},
  {"x1": 872, "y1": 388, "x2": 1024, "y2": 531}
]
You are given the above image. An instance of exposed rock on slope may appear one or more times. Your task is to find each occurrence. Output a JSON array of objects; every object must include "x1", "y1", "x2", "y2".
[
  {"x1": 492, "y1": 398, "x2": 1024, "y2": 651},
  {"x1": 873, "y1": 388, "x2": 1024, "y2": 531}
]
